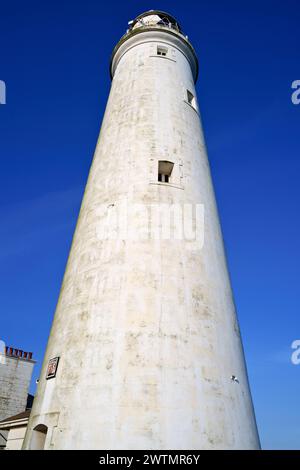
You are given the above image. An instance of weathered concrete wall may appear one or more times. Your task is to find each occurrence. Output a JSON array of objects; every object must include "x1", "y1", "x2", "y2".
[
  {"x1": 23, "y1": 21, "x2": 260, "y2": 450},
  {"x1": 0, "y1": 354, "x2": 34, "y2": 421}
]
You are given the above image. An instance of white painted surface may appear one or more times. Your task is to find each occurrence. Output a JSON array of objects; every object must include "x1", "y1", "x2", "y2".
[
  {"x1": 29, "y1": 427, "x2": 47, "y2": 450},
  {"x1": 4, "y1": 425, "x2": 27, "y2": 450},
  {"x1": 23, "y1": 15, "x2": 260, "y2": 450}
]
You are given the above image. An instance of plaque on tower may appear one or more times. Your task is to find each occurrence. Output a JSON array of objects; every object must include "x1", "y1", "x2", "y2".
[{"x1": 46, "y1": 357, "x2": 59, "y2": 379}]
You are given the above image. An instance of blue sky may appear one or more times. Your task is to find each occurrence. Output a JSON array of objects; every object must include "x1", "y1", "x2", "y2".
[{"x1": 1, "y1": 0, "x2": 300, "y2": 449}]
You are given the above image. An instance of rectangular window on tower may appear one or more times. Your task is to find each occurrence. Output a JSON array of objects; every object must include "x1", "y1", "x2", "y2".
[
  {"x1": 157, "y1": 46, "x2": 168, "y2": 57},
  {"x1": 158, "y1": 161, "x2": 174, "y2": 183},
  {"x1": 187, "y1": 90, "x2": 196, "y2": 110}
]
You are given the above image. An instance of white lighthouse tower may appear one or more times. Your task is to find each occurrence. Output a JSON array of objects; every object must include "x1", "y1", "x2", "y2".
[{"x1": 23, "y1": 11, "x2": 260, "y2": 450}]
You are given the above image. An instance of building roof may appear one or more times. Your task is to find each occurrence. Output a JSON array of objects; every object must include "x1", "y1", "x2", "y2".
[{"x1": 0, "y1": 409, "x2": 30, "y2": 428}]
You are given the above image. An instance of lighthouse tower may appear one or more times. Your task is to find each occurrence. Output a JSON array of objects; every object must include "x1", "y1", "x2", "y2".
[{"x1": 23, "y1": 11, "x2": 260, "y2": 450}]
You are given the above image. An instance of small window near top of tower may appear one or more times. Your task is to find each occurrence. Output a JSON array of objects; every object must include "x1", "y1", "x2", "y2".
[
  {"x1": 157, "y1": 46, "x2": 168, "y2": 57},
  {"x1": 158, "y1": 161, "x2": 174, "y2": 183},
  {"x1": 187, "y1": 90, "x2": 196, "y2": 109}
]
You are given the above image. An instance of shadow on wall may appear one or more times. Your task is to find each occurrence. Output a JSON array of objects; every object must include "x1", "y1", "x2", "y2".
[{"x1": 30, "y1": 424, "x2": 48, "y2": 450}]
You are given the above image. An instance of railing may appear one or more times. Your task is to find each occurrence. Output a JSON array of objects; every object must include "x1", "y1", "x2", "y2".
[{"x1": 131, "y1": 22, "x2": 181, "y2": 33}]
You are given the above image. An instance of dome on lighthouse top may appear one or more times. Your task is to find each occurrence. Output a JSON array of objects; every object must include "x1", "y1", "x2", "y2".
[{"x1": 128, "y1": 10, "x2": 182, "y2": 34}]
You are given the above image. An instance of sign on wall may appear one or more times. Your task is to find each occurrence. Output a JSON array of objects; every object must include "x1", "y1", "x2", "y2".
[{"x1": 46, "y1": 357, "x2": 60, "y2": 380}]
